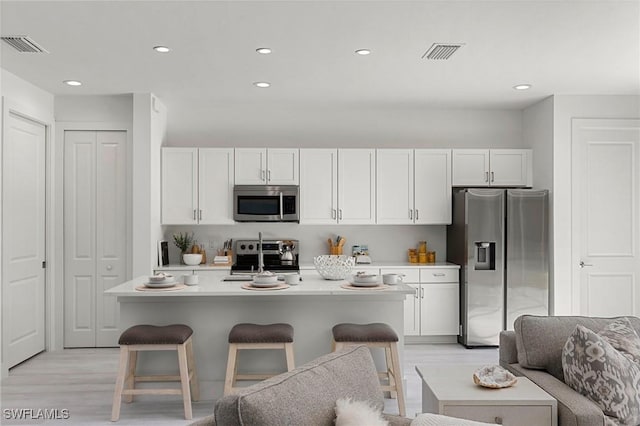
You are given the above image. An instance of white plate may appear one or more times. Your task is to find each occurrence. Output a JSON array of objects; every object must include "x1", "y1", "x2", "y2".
[
  {"x1": 148, "y1": 274, "x2": 174, "y2": 283},
  {"x1": 251, "y1": 281, "x2": 280, "y2": 288},
  {"x1": 348, "y1": 280, "x2": 381, "y2": 287},
  {"x1": 144, "y1": 281, "x2": 176, "y2": 288}
]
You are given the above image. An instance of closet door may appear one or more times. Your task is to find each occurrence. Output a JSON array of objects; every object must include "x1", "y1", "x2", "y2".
[{"x1": 64, "y1": 130, "x2": 126, "y2": 347}]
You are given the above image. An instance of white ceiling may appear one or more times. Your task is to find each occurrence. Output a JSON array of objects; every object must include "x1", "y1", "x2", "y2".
[{"x1": 1, "y1": 1, "x2": 639, "y2": 112}]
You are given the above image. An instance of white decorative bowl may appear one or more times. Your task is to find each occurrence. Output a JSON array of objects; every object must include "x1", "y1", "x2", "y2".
[
  {"x1": 148, "y1": 273, "x2": 173, "y2": 283},
  {"x1": 353, "y1": 273, "x2": 378, "y2": 284},
  {"x1": 183, "y1": 253, "x2": 203, "y2": 266},
  {"x1": 472, "y1": 365, "x2": 518, "y2": 388},
  {"x1": 314, "y1": 255, "x2": 355, "y2": 280}
]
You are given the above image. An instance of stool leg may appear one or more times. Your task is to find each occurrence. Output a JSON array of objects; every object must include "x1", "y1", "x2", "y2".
[
  {"x1": 177, "y1": 343, "x2": 193, "y2": 420},
  {"x1": 284, "y1": 342, "x2": 295, "y2": 371},
  {"x1": 389, "y1": 342, "x2": 406, "y2": 417},
  {"x1": 385, "y1": 346, "x2": 397, "y2": 399},
  {"x1": 331, "y1": 338, "x2": 336, "y2": 352},
  {"x1": 111, "y1": 346, "x2": 129, "y2": 422},
  {"x1": 124, "y1": 350, "x2": 137, "y2": 403},
  {"x1": 224, "y1": 343, "x2": 238, "y2": 396},
  {"x1": 186, "y1": 338, "x2": 200, "y2": 401}
]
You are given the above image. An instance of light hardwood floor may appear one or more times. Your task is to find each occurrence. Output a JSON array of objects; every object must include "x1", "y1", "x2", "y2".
[{"x1": 1, "y1": 345, "x2": 498, "y2": 425}]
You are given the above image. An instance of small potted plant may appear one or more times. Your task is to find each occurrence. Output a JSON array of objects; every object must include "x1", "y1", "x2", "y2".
[{"x1": 173, "y1": 232, "x2": 194, "y2": 264}]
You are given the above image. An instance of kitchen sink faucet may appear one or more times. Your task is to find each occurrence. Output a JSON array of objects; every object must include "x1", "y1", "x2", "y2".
[{"x1": 258, "y1": 232, "x2": 264, "y2": 273}]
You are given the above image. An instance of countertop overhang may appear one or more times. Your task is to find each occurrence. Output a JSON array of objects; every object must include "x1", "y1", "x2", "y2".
[{"x1": 105, "y1": 275, "x2": 415, "y2": 297}]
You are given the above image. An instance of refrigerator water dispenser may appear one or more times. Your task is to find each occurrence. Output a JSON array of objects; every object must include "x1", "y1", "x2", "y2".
[{"x1": 474, "y1": 242, "x2": 495, "y2": 270}]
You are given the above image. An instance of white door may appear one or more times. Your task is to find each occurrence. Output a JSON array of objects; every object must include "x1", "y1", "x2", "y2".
[
  {"x1": 572, "y1": 119, "x2": 640, "y2": 316},
  {"x1": 414, "y1": 149, "x2": 452, "y2": 224},
  {"x1": 64, "y1": 130, "x2": 127, "y2": 347},
  {"x1": 452, "y1": 149, "x2": 489, "y2": 186},
  {"x1": 161, "y1": 148, "x2": 198, "y2": 224},
  {"x1": 420, "y1": 283, "x2": 460, "y2": 335},
  {"x1": 376, "y1": 149, "x2": 414, "y2": 224},
  {"x1": 267, "y1": 148, "x2": 299, "y2": 185},
  {"x1": 2, "y1": 112, "x2": 46, "y2": 368},
  {"x1": 199, "y1": 148, "x2": 234, "y2": 224},
  {"x1": 338, "y1": 149, "x2": 376, "y2": 224},
  {"x1": 235, "y1": 148, "x2": 266, "y2": 185},
  {"x1": 300, "y1": 149, "x2": 338, "y2": 224}
]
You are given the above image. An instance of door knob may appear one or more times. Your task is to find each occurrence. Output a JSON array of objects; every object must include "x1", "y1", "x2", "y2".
[
  {"x1": 579, "y1": 261, "x2": 593, "y2": 268},
  {"x1": 106, "y1": 265, "x2": 113, "y2": 271}
]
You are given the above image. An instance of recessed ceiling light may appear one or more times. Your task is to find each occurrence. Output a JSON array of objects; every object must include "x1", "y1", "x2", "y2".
[
  {"x1": 513, "y1": 84, "x2": 532, "y2": 90},
  {"x1": 63, "y1": 80, "x2": 82, "y2": 86},
  {"x1": 253, "y1": 82, "x2": 271, "y2": 88},
  {"x1": 355, "y1": 49, "x2": 371, "y2": 55},
  {"x1": 153, "y1": 46, "x2": 171, "y2": 53},
  {"x1": 256, "y1": 48, "x2": 272, "y2": 54}
]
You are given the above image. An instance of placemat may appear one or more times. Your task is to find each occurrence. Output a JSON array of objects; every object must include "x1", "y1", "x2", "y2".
[
  {"x1": 241, "y1": 283, "x2": 290, "y2": 291},
  {"x1": 135, "y1": 284, "x2": 187, "y2": 291},
  {"x1": 340, "y1": 283, "x2": 391, "y2": 291}
]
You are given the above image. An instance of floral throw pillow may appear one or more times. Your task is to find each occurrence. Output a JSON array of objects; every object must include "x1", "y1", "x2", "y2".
[
  {"x1": 598, "y1": 318, "x2": 640, "y2": 364},
  {"x1": 562, "y1": 325, "x2": 640, "y2": 425}
]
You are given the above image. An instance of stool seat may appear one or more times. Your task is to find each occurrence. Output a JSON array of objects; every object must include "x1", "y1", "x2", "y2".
[
  {"x1": 332, "y1": 323, "x2": 398, "y2": 343},
  {"x1": 118, "y1": 324, "x2": 193, "y2": 345},
  {"x1": 228, "y1": 323, "x2": 294, "y2": 344}
]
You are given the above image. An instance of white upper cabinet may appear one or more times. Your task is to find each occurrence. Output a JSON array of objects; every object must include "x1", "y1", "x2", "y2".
[
  {"x1": 338, "y1": 149, "x2": 376, "y2": 224},
  {"x1": 377, "y1": 149, "x2": 451, "y2": 225},
  {"x1": 300, "y1": 149, "x2": 338, "y2": 224},
  {"x1": 414, "y1": 149, "x2": 452, "y2": 224},
  {"x1": 198, "y1": 148, "x2": 235, "y2": 224},
  {"x1": 234, "y1": 148, "x2": 299, "y2": 185},
  {"x1": 162, "y1": 147, "x2": 234, "y2": 225},
  {"x1": 162, "y1": 148, "x2": 198, "y2": 224},
  {"x1": 376, "y1": 149, "x2": 414, "y2": 224},
  {"x1": 301, "y1": 148, "x2": 375, "y2": 224},
  {"x1": 452, "y1": 149, "x2": 531, "y2": 187}
]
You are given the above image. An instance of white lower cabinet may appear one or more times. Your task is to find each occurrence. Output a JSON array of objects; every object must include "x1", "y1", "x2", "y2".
[{"x1": 400, "y1": 267, "x2": 460, "y2": 336}]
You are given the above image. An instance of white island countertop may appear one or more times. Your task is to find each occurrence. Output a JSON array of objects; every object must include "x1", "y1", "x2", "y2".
[{"x1": 105, "y1": 275, "x2": 415, "y2": 297}]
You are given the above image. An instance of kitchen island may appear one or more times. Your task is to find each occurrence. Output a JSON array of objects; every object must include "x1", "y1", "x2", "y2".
[{"x1": 106, "y1": 275, "x2": 414, "y2": 381}]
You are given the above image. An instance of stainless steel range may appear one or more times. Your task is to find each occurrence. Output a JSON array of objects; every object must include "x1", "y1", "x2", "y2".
[{"x1": 231, "y1": 238, "x2": 299, "y2": 274}]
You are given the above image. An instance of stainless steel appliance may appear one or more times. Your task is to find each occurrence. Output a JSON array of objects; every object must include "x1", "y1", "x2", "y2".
[
  {"x1": 233, "y1": 185, "x2": 299, "y2": 222},
  {"x1": 231, "y1": 239, "x2": 299, "y2": 274},
  {"x1": 447, "y1": 188, "x2": 549, "y2": 347}
]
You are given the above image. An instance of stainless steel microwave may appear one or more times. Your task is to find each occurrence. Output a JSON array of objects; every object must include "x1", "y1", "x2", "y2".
[{"x1": 233, "y1": 185, "x2": 300, "y2": 222}]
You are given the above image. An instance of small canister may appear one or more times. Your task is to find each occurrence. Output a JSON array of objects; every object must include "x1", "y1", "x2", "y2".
[
  {"x1": 408, "y1": 249, "x2": 418, "y2": 263},
  {"x1": 426, "y1": 251, "x2": 436, "y2": 263},
  {"x1": 418, "y1": 252, "x2": 427, "y2": 263},
  {"x1": 418, "y1": 241, "x2": 427, "y2": 253}
]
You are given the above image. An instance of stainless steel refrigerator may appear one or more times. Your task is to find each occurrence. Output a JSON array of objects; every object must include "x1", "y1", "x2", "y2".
[{"x1": 447, "y1": 188, "x2": 549, "y2": 347}]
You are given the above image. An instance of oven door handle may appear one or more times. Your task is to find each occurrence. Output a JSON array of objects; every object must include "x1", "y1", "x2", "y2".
[{"x1": 280, "y1": 192, "x2": 284, "y2": 220}]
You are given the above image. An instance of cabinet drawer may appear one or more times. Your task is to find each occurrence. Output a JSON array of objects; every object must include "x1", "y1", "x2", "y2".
[
  {"x1": 380, "y1": 268, "x2": 420, "y2": 283},
  {"x1": 443, "y1": 404, "x2": 552, "y2": 426},
  {"x1": 420, "y1": 268, "x2": 458, "y2": 283}
]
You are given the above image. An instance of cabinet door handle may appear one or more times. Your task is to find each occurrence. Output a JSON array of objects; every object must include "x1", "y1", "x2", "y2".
[
  {"x1": 433, "y1": 273, "x2": 445, "y2": 277},
  {"x1": 415, "y1": 209, "x2": 419, "y2": 220},
  {"x1": 414, "y1": 288, "x2": 419, "y2": 299},
  {"x1": 332, "y1": 209, "x2": 337, "y2": 219},
  {"x1": 409, "y1": 209, "x2": 413, "y2": 220},
  {"x1": 494, "y1": 417, "x2": 503, "y2": 424},
  {"x1": 339, "y1": 209, "x2": 343, "y2": 220},
  {"x1": 491, "y1": 171, "x2": 495, "y2": 182},
  {"x1": 199, "y1": 209, "x2": 202, "y2": 220},
  {"x1": 420, "y1": 286, "x2": 424, "y2": 299},
  {"x1": 268, "y1": 170, "x2": 272, "y2": 182},
  {"x1": 261, "y1": 170, "x2": 266, "y2": 181},
  {"x1": 193, "y1": 209, "x2": 197, "y2": 220},
  {"x1": 485, "y1": 171, "x2": 489, "y2": 182}
]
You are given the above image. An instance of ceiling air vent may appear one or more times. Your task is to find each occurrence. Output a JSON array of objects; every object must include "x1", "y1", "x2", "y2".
[
  {"x1": 1, "y1": 36, "x2": 48, "y2": 53},
  {"x1": 422, "y1": 43, "x2": 464, "y2": 60}
]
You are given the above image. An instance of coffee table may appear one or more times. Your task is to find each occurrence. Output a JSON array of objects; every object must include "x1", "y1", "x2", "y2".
[{"x1": 416, "y1": 364, "x2": 557, "y2": 426}]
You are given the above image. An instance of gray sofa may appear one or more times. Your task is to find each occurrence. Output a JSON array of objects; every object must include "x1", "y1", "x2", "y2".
[
  {"x1": 499, "y1": 315, "x2": 640, "y2": 426},
  {"x1": 190, "y1": 345, "x2": 412, "y2": 426}
]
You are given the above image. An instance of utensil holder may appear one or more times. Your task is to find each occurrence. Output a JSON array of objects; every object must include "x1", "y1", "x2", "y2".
[{"x1": 330, "y1": 246, "x2": 343, "y2": 255}]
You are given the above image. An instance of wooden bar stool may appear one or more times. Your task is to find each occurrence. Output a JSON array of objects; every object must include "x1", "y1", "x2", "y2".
[
  {"x1": 224, "y1": 323, "x2": 295, "y2": 395},
  {"x1": 331, "y1": 323, "x2": 406, "y2": 416},
  {"x1": 111, "y1": 324, "x2": 199, "y2": 421}
]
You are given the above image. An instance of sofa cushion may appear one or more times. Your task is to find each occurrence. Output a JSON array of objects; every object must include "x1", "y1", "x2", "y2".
[
  {"x1": 214, "y1": 345, "x2": 383, "y2": 426},
  {"x1": 562, "y1": 324, "x2": 640, "y2": 425},
  {"x1": 598, "y1": 318, "x2": 640, "y2": 363},
  {"x1": 514, "y1": 315, "x2": 640, "y2": 381}
]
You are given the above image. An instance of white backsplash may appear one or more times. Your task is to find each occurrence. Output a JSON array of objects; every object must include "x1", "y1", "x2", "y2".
[{"x1": 162, "y1": 223, "x2": 446, "y2": 265}]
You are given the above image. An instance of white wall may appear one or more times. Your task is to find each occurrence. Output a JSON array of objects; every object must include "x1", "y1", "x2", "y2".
[
  {"x1": 167, "y1": 106, "x2": 524, "y2": 148},
  {"x1": 523, "y1": 96, "x2": 554, "y2": 312},
  {"x1": 552, "y1": 95, "x2": 640, "y2": 315},
  {"x1": 1, "y1": 69, "x2": 55, "y2": 377},
  {"x1": 55, "y1": 95, "x2": 133, "y2": 122}
]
